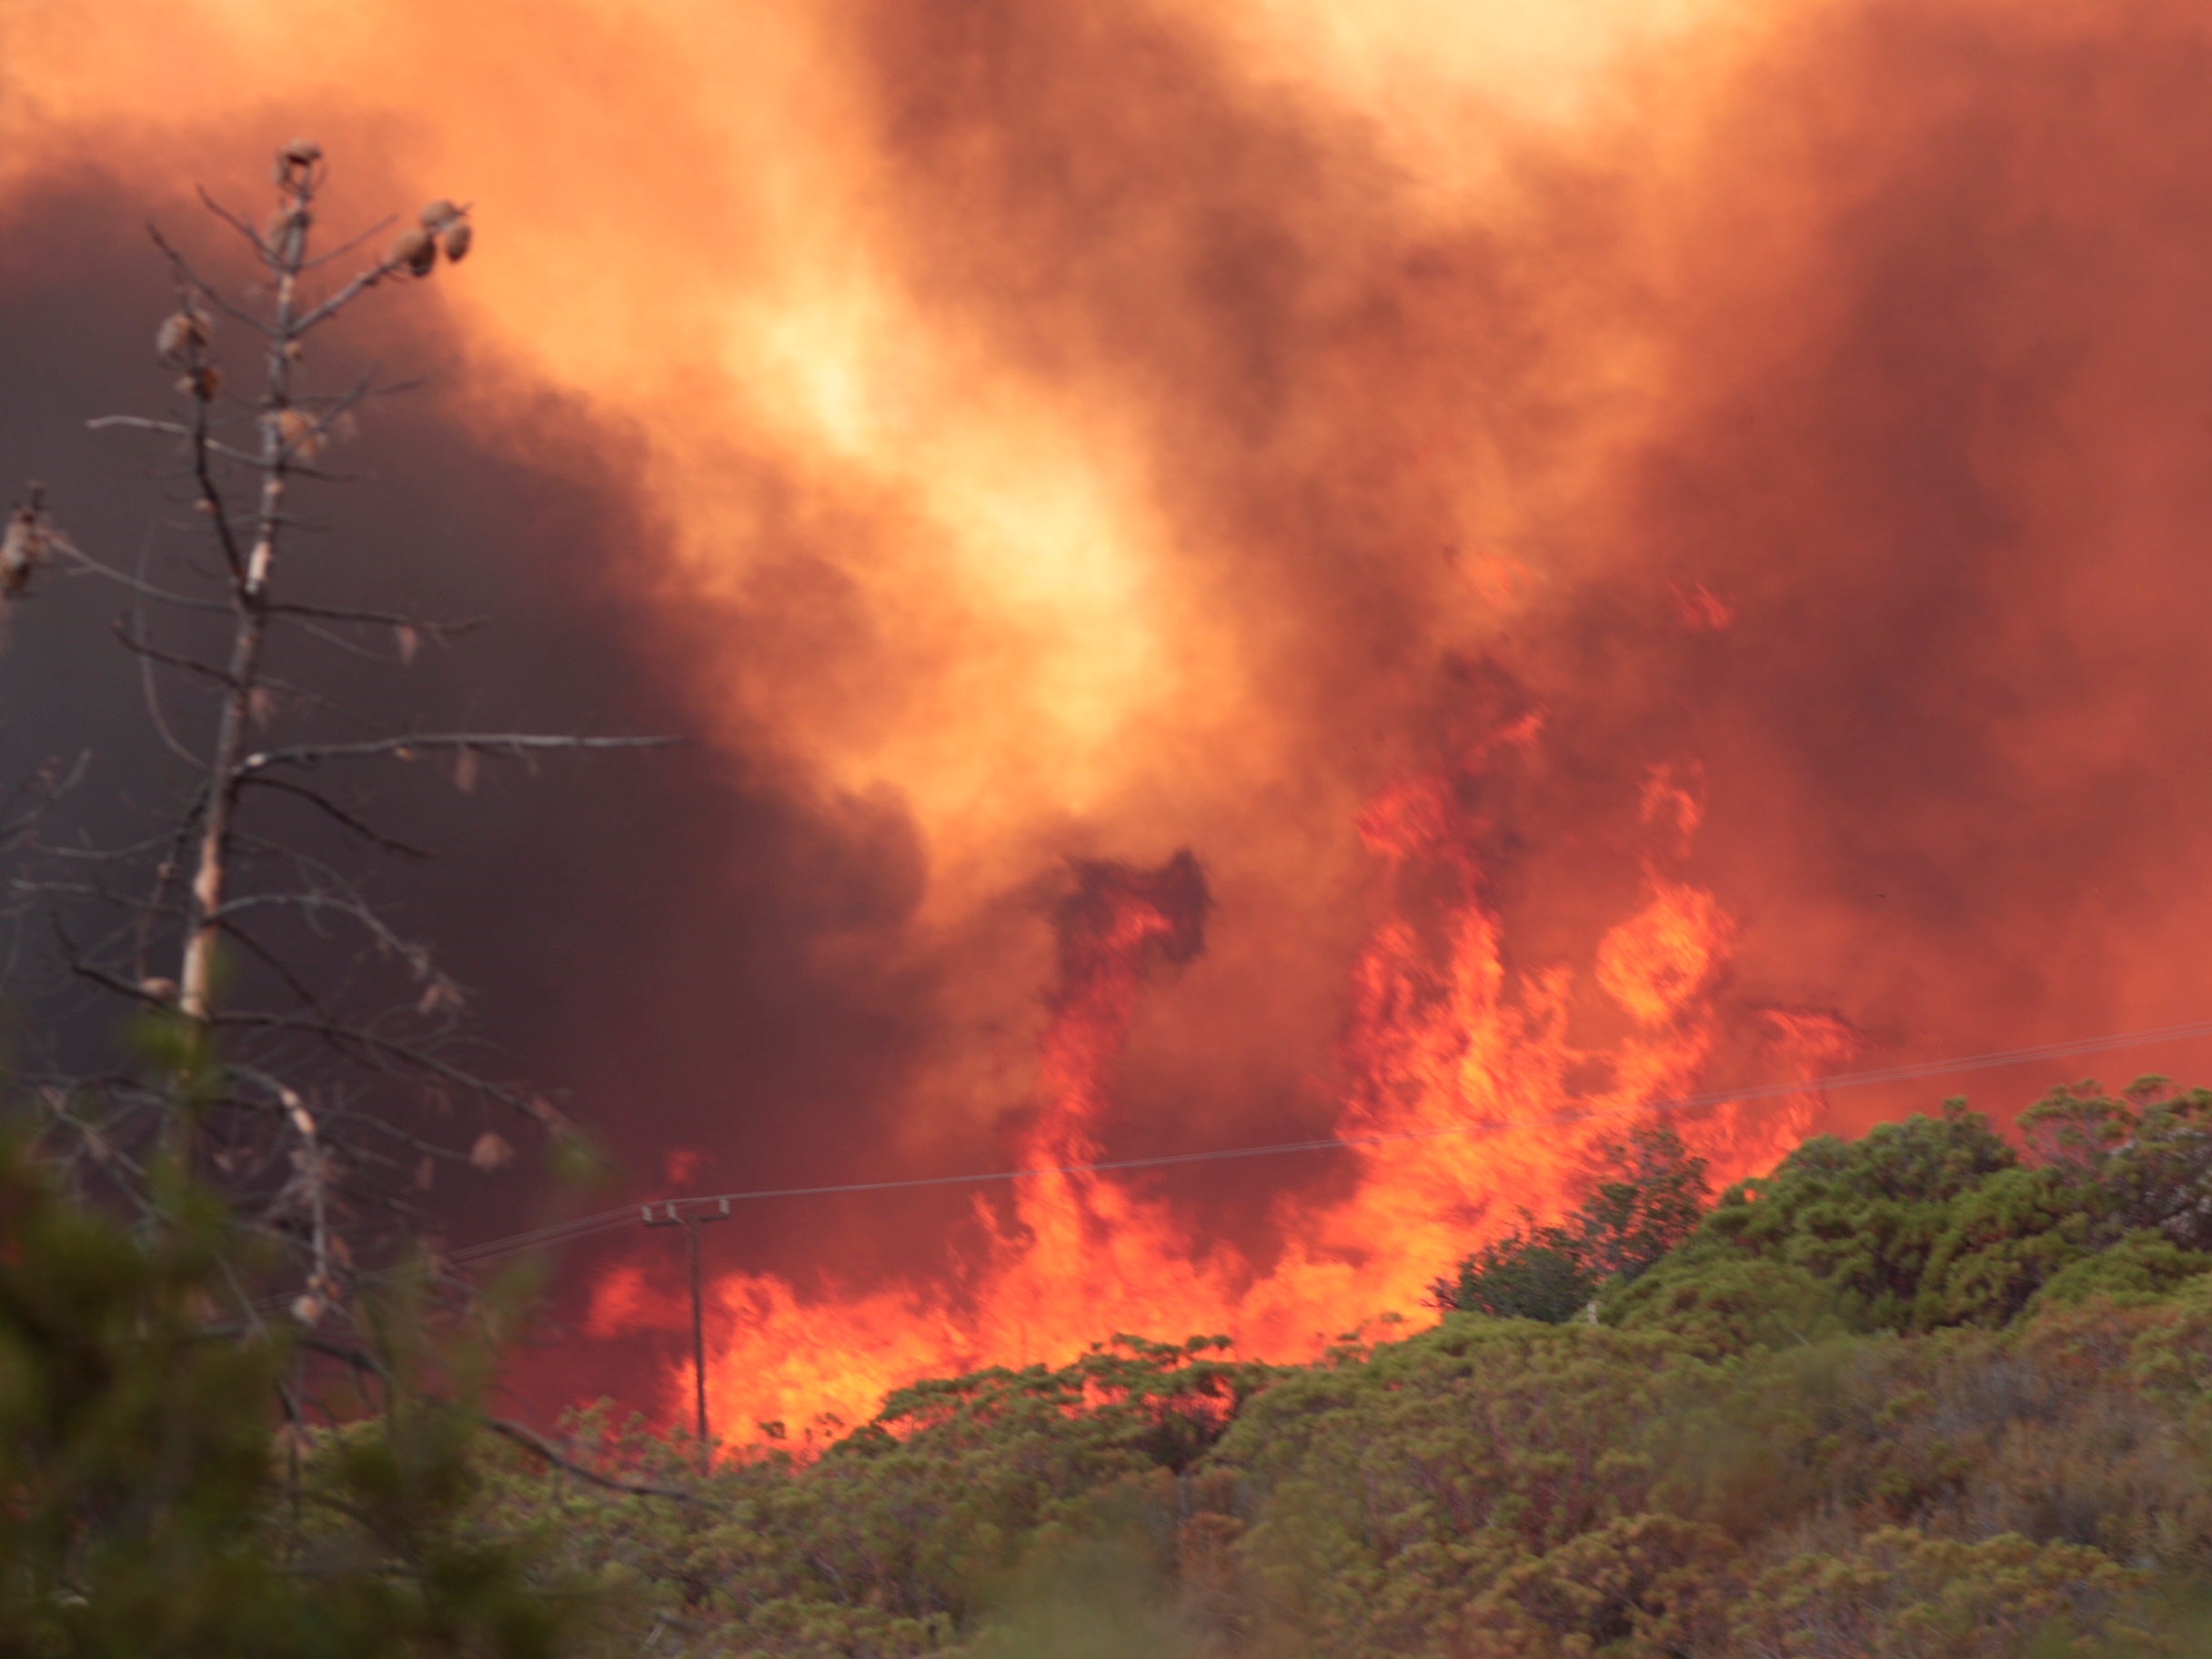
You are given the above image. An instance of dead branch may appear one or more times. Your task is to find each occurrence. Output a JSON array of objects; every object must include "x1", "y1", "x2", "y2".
[
  {"x1": 300, "y1": 213, "x2": 399, "y2": 274},
  {"x1": 291, "y1": 251, "x2": 417, "y2": 337},
  {"x1": 483, "y1": 1418, "x2": 702, "y2": 1503},
  {"x1": 268, "y1": 600, "x2": 486, "y2": 635},
  {"x1": 85, "y1": 417, "x2": 257, "y2": 465},
  {"x1": 237, "y1": 776, "x2": 431, "y2": 859},
  {"x1": 215, "y1": 891, "x2": 437, "y2": 978},
  {"x1": 50, "y1": 528, "x2": 233, "y2": 612},
  {"x1": 110, "y1": 615, "x2": 236, "y2": 690},
  {"x1": 150, "y1": 221, "x2": 271, "y2": 333},
  {"x1": 242, "y1": 732, "x2": 679, "y2": 776},
  {"x1": 209, "y1": 1006, "x2": 559, "y2": 1125}
]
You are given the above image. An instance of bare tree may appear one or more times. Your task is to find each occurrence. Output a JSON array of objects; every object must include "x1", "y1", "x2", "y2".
[{"x1": 3, "y1": 141, "x2": 669, "y2": 1327}]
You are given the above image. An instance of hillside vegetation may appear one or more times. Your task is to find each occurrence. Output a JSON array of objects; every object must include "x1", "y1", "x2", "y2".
[
  {"x1": 483, "y1": 1083, "x2": 2212, "y2": 1657},
  {"x1": 8, "y1": 1083, "x2": 2212, "y2": 1656}
]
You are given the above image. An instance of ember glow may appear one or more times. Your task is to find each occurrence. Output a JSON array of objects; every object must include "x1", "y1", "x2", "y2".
[{"x1": 12, "y1": 0, "x2": 2212, "y2": 1434}]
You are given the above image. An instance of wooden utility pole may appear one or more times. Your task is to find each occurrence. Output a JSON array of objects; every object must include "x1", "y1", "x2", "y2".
[{"x1": 643, "y1": 1198, "x2": 730, "y2": 1463}]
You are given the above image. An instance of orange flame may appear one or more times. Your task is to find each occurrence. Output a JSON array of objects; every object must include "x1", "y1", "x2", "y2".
[{"x1": 651, "y1": 719, "x2": 1853, "y2": 1439}]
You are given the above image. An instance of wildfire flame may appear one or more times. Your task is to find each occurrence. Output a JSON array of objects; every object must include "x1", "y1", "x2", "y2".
[{"x1": 593, "y1": 712, "x2": 1857, "y2": 1439}]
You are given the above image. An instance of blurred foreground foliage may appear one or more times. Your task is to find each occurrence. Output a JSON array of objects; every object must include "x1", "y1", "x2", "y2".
[
  {"x1": 0, "y1": 1130, "x2": 606, "y2": 1657},
  {"x1": 10, "y1": 1081, "x2": 2212, "y2": 1656}
]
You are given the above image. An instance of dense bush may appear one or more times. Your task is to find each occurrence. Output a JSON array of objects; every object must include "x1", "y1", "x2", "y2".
[
  {"x1": 0, "y1": 1135, "x2": 603, "y2": 1657},
  {"x1": 12, "y1": 1086, "x2": 2212, "y2": 1656},
  {"x1": 472, "y1": 1086, "x2": 2212, "y2": 1657},
  {"x1": 1427, "y1": 1123, "x2": 1711, "y2": 1321},
  {"x1": 505, "y1": 1277, "x2": 2212, "y2": 1657},
  {"x1": 468, "y1": 1337, "x2": 1263, "y2": 1658},
  {"x1": 1609, "y1": 1084, "x2": 2212, "y2": 1349}
]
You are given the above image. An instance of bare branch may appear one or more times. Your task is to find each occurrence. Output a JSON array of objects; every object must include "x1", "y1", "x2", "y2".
[
  {"x1": 85, "y1": 418, "x2": 361, "y2": 486},
  {"x1": 211, "y1": 1008, "x2": 565, "y2": 1130},
  {"x1": 7, "y1": 874, "x2": 186, "y2": 916},
  {"x1": 291, "y1": 253, "x2": 415, "y2": 336},
  {"x1": 111, "y1": 614, "x2": 236, "y2": 691},
  {"x1": 237, "y1": 775, "x2": 431, "y2": 859},
  {"x1": 241, "y1": 732, "x2": 680, "y2": 776},
  {"x1": 65, "y1": 957, "x2": 177, "y2": 1010},
  {"x1": 88, "y1": 416, "x2": 260, "y2": 467},
  {"x1": 49, "y1": 526, "x2": 230, "y2": 613},
  {"x1": 482, "y1": 1418, "x2": 701, "y2": 1503},
  {"x1": 215, "y1": 891, "x2": 437, "y2": 977},
  {"x1": 280, "y1": 618, "x2": 438, "y2": 668},
  {"x1": 45, "y1": 828, "x2": 196, "y2": 863},
  {"x1": 225, "y1": 1327, "x2": 706, "y2": 1503},
  {"x1": 127, "y1": 523, "x2": 218, "y2": 769},
  {"x1": 87, "y1": 414, "x2": 196, "y2": 439},
  {"x1": 185, "y1": 192, "x2": 273, "y2": 263},
  {"x1": 1, "y1": 750, "x2": 89, "y2": 848},
  {"x1": 150, "y1": 220, "x2": 272, "y2": 333},
  {"x1": 300, "y1": 213, "x2": 399, "y2": 273},
  {"x1": 212, "y1": 914, "x2": 348, "y2": 1019},
  {"x1": 267, "y1": 601, "x2": 486, "y2": 635}
]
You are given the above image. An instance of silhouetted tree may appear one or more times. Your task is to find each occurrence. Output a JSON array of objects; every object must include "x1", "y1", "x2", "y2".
[{"x1": 2, "y1": 143, "x2": 668, "y2": 1329}]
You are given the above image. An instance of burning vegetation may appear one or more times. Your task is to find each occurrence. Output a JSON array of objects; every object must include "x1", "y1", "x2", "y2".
[{"x1": 599, "y1": 723, "x2": 1856, "y2": 1438}]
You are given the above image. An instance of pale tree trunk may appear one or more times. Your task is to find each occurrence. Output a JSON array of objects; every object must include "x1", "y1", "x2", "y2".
[{"x1": 178, "y1": 204, "x2": 307, "y2": 1029}]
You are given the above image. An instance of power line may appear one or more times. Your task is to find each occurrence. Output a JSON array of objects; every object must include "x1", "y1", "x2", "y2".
[{"x1": 443, "y1": 1012, "x2": 2212, "y2": 1270}]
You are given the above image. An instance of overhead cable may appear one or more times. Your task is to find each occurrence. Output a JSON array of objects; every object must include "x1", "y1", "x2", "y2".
[{"x1": 442, "y1": 1013, "x2": 2212, "y2": 1268}]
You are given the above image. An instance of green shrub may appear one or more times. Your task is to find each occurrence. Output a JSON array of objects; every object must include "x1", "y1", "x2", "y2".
[
  {"x1": 0, "y1": 1133, "x2": 604, "y2": 1658},
  {"x1": 1431, "y1": 1124, "x2": 1709, "y2": 1322}
]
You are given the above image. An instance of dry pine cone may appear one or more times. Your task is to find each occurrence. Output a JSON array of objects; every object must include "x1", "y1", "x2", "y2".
[
  {"x1": 387, "y1": 225, "x2": 437, "y2": 276},
  {"x1": 2, "y1": 499, "x2": 50, "y2": 598},
  {"x1": 155, "y1": 308, "x2": 210, "y2": 364}
]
